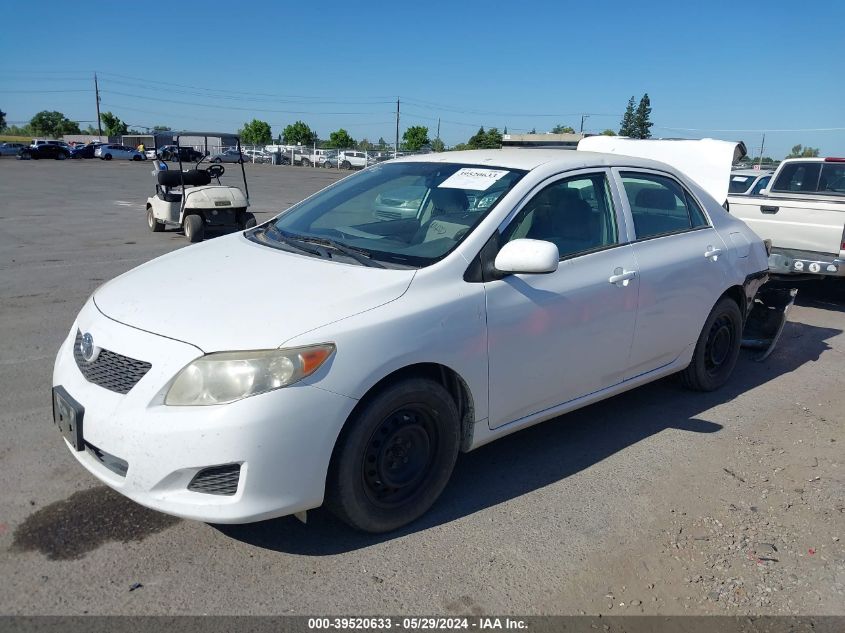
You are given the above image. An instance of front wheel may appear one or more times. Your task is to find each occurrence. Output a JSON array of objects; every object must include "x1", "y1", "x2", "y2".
[
  {"x1": 679, "y1": 296, "x2": 743, "y2": 391},
  {"x1": 104, "y1": 153, "x2": 112, "y2": 161},
  {"x1": 56, "y1": 153, "x2": 68, "y2": 160},
  {"x1": 240, "y1": 212, "x2": 256, "y2": 230},
  {"x1": 301, "y1": 158, "x2": 311, "y2": 167},
  {"x1": 325, "y1": 378, "x2": 460, "y2": 533},
  {"x1": 183, "y1": 214, "x2": 205, "y2": 242},
  {"x1": 147, "y1": 208, "x2": 164, "y2": 232},
  {"x1": 341, "y1": 160, "x2": 352, "y2": 170}
]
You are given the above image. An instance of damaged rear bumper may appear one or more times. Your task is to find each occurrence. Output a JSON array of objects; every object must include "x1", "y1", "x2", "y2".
[{"x1": 741, "y1": 285, "x2": 798, "y2": 361}]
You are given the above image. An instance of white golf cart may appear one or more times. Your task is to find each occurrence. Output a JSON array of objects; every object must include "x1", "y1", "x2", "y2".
[{"x1": 145, "y1": 132, "x2": 255, "y2": 242}]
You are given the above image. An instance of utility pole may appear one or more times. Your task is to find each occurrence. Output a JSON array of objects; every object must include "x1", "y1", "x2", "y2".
[
  {"x1": 580, "y1": 114, "x2": 590, "y2": 134},
  {"x1": 436, "y1": 117, "x2": 441, "y2": 142},
  {"x1": 94, "y1": 72, "x2": 102, "y2": 138},
  {"x1": 395, "y1": 97, "x2": 400, "y2": 158},
  {"x1": 757, "y1": 133, "x2": 766, "y2": 169}
]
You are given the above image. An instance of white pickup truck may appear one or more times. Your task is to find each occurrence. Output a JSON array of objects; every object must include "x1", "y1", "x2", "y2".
[{"x1": 728, "y1": 158, "x2": 845, "y2": 277}]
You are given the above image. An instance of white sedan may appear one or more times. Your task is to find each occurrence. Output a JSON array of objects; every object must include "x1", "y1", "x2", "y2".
[
  {"x1": 52, "y1": 149, "x2": 769, "y2": 532},
  {"x1": 94, "y1": 144, "x2": 145, "y2": 161}
]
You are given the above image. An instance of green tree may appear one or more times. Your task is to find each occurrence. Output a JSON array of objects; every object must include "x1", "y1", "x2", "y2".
[
  {"x1": 786, "y1": 144, "x2": 820, "y2": 158},
  {"x1": 485, "y1": 127, "x2": 503, "y2": 148},
  {"x1": 0, "y1": 109, "x2": 6, "y2": 131},
  {"x1": 633, "y1": 93, "x2": 653, "y2": 139},
  {"x1": 152, "y1": 125, "x2": 171, "y2": 132},
  {"x1": 402, "y1": 125, "x2": 430, "y2": 151},
  {"x1": 30, "y1": 110, "x2": 81, "y2": 137},
  {"x1": 240, "y1": 119, "x2": 272, "y2": 145},
  {"x1": 99, "y1": 111, "x2": 128, "y2": 137},
  {"x1": 431, "y1": 138, "x2": 445, "y2": 152},
  {"x1": 327, "y1": 128, "x2": 356, "y2": 148},
  {"x1": 551, "y1": 124, "x2": 575, "y2": 134},
  {"x1": 465, "y1": 126, "x2": 503, "y2": 149},
  {"x1": 283, "y1": 120, "x2": 317, "y2": 146},
  {"x1": 601, "y1": 129, "x2": 617, "y2": 136},
  {"x1": 619, "y1": 96, "x2": 636, "y2": 136},
  {"x1": 529, "y1": 127, "x2": 537, "y2": 134},
  {"x1": 358, "y1": 138, "x2": 372, "y2": 151},
  {"x1": 377, "y1": 137, "x2": 387, "y2": 149}
]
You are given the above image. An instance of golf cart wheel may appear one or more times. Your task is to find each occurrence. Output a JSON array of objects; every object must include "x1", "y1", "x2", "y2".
[
  {"x1": 679, "y1": 296, "x2": 742, "y2": 392},
  {"x1": 147, "y1": 208, "x2": 164, "y2": 233},
  {"x1": 341, "y1": 160, "x2": 352, "y2": 170},
  {"x1": 240, "y1": 212, "x2": 257, "y2": 230},
  {"x1": 104, "y1": 153, "x2": 112, "y2": 161},
  {"x1": 325, "y1": 378, "x2": 460, "y2": 533},
  {"x1": 183, "y1": 214, "x2": 205, "y2": 243}
]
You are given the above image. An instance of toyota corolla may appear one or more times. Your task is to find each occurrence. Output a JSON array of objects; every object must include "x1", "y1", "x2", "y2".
[{"x1": 53, "y1": 148, "x2": 770, "y2": 533}]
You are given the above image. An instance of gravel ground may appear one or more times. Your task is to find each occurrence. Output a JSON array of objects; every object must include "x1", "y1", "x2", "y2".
[{"x1": 0, "y1": 158, "x2": 842, "y2": 616}]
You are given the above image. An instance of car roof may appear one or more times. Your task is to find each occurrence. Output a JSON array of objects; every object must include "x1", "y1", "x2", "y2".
[{"x1": 390, "y1": 148, "x2": 682, "y2": 173}]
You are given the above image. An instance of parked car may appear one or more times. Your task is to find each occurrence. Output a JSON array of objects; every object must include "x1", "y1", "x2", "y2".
[
  {"x1": 728, "y1": 169, "x2": 773, "y2": 196},
  {"x1": 728, "y1": 157, "x2": 845, "y2": 277},
  {"x1": 338, "y1": 150, "x2": 375, "y2": 169},
  {"x1": 70, "y1": 143, "x2": 105, "y2": 159},
  {"x1": 373, "y1": 185, "x2": 427, "y2": 220},
  {"x1": 53, "y1": 147, "x2": 777, "y2": 534},
  {"x1": 209, "y1": 148, "x2": 246, "y2": 163},
  {"x1": 157, "y1": 145, "x2": 203, "y2": 163},
  {"x1": 0, "y1": 142, "x2": 27, "y2": 156},
  {"x1": 95, "y1": 144, "x2": 145, "y2": 161},
  {"x1": 243, "y1": 149, "x2": 272, "y2": 164},
  {"x1": 18, "y1": 144, "x2": 71, "y2": 160}
]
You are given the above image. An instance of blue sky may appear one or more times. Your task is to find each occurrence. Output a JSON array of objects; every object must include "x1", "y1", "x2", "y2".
[{"x1": 2, "y1": 0, "x2": 843, "y2": 158}]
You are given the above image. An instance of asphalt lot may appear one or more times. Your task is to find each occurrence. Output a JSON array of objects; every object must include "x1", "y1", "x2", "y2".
[{"x1": 0, "y1": 158, "x2": 842, "y2": 615}]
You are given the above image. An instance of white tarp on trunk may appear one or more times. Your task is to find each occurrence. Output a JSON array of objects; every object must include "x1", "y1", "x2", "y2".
[{"x1": 577, "y1": 137, "x2": 745, "y2": 204}]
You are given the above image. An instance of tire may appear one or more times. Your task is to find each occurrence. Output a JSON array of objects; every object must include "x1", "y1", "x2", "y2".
[
  {"x1": 301, "y1": 158, "x2": 311, "y2": 167},
  {"x1": 147, "y1": 208, "x2": 164, "y2": 232},
  {"x1": 211, "y1": 158, "x2": 222, "y2": 163},
  {"x1": 104, "y1": 153, "x2": 112, "y2": 161},
  {"x1": 240, "y1": 212, "x2": 256, "y2": 230},
  {"x1": 325, "y1": 378, "x2": 460, "y2": 533},
  {"x1": 183, "y1": 214, "x2": 204, "y2": 242},
  {"x1": 341, "y1": 160, "x2": 352, "y2": 170},
  {"x1": 56, "y1": 153, "x2": 67, "y2": 160},
  {"x1": 679, "y1": 296, "x2": 743, "y2": 392},
  {"x1": 132, "y1": 155, "x2": 141, "y2": 161}
]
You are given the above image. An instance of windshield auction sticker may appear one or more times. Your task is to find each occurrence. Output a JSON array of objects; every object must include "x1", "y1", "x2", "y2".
[{"x1": 439, "y1": 168, "x2": 509, "y2": 190}]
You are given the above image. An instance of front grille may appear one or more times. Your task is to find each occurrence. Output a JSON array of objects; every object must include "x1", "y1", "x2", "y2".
[
  {"x1": 73, "y1": 330, "x2": 151, "y2": 394},
  {"x1": 85, "y1": 441, "x2": 129, "y2": 477},
  {"x1": 188, "y1": 464, "x2": 241, "y2": 496}
]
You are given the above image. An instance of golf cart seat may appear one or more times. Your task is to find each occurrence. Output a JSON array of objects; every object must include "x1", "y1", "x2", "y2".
[{"x1": 157, "y1": 169, "x2": 212, "y2": 188}]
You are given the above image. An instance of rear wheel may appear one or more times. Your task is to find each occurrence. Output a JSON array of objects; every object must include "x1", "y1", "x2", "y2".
[
  {"x1": 104, "y1": 153, "x2": 112, "y2": 161},
  {"x1": 147, "y1": 208, "x2": 164, "y2": 232},
  {"x1": 325, "y1": 378, "x2": 460, "y2": 533},
  {"x1": 56, "y1": 152, "x2": 68, "y2": 160},
  {"x1": 679, "y1": 296, "x2": 743, "y2": 391},
  {"x1": 132, "y1": 155, "x2": 141, "y2": 161},
  {"x1": 301, "y1": 158, "x2": 311, "y2": 167},
  {"x1": 341, "y1": 160, "x2": 352, "y2": 170},
  {"x1": 183, "y1": 214, "x2": 204, "y2": 242}
]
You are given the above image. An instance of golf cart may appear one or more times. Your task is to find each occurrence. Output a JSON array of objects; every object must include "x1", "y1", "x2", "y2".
[{"x1": 145, "y1": 132, "x2": 255, "y2": 242}]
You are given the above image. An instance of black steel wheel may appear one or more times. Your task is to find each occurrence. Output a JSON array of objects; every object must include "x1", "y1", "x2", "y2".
[
  {"x1": 326, "y1": 378, "x2": 460, "y2": 533},
  {"x1": 680, "y1": 296, "x2": 743, "y2": 391}
]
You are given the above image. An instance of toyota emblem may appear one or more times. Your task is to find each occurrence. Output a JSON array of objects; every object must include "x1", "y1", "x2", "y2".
[{"x1": 80, "y1": 332, "x2": 99, "y2": 363}]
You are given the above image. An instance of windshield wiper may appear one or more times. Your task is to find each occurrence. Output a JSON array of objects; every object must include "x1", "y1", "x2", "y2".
[
  {"x1": 254, "y1": 225, "x2": 325, "y2": 257},
  {"x1": 293, "y1": 235, "x2": 385, "y2": 268}
]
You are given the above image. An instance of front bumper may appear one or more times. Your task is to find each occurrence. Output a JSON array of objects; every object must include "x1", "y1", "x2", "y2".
[
  {"x1": 52, "y1": 300, "x2": 357, "y2": 523},
  {"x1": 767, "y1": 248, "x2": 845, "y2": 277}
]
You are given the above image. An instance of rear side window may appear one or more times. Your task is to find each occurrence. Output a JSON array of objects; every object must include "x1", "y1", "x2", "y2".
[
  {"x1": 819, "y1": 163, "x2": 845, "y2": 194},
  {"x1": 772, "y1": 162, "x2": 821, "y2": 192},
  {"x1": 750, "y1": 175, "x2": 771, "y2": 195},
  {"x1": 620, "y1": 172, "x2": 709, "y2": 239},
  {"x1": 729, "y1": 175, "x2": 756, "y2": 193}
]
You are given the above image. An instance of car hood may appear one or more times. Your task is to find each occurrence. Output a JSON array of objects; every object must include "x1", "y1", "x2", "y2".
[{"x1": 93, "y1": 233, "x2": 416, "y2": 352}]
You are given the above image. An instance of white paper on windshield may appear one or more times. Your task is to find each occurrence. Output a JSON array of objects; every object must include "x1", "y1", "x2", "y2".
[
  {"x1": 732, "y1": 175, "x2": 749, "y2": 182},
  {"x1": 439, "y1": 168, "x2": 509, "y2": 191}
]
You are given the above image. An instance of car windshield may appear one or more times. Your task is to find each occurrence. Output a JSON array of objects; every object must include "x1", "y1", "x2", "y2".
[
  {"x1": 251, "y1": 162, "x2": 525, "y2": 268},
  {"x1": 728, "y1": 174, "x2": 757, "y2": 193}
]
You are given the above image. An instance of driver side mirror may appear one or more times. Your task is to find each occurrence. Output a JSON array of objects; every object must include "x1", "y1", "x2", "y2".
[{"x1": 494, "y1": 239, "x2": 559, "y2": 275}]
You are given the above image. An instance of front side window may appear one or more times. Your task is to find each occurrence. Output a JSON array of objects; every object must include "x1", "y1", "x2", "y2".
[
  {"x1": 502, "y1": 173, "x2": 618, "y2": 259},
  {"x1": 620, "y1": 172, "x2": 707, "y2": 239},
  {"x1": 772, "y1": 162, "x2": 821, "y2": 192},
  {"x1": 253, "y1": 162, "x2": 525, "y2": 267}
]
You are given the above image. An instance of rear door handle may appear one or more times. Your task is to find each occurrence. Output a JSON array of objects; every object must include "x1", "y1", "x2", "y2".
[
  {"x1": 704, "y1": 246, "x2": 723, "y2": 260},
  {"x1": 761, "y1": 205, "x2": 779, "y2": 214},
  {"x1": 608, "y1": 268, "x2": 637, "y2": 286}
]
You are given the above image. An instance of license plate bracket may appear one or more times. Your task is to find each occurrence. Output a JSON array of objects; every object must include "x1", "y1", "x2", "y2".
[{"x1": 52, "y1": 386, "x2": 84, "y2": 451}]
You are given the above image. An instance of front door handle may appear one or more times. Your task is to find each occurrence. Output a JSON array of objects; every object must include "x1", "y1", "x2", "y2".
[
  {"x1": 704, "y1": 246, "x2": 723, "y2": 260},
  {"x1": 761, "y1": 205, "x2": 779, "y2": 214},
  {"x1": 609, "y1": 268, "x2": 637, "y2": 286}
]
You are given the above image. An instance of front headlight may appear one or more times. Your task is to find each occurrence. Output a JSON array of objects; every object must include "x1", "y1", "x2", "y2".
[{"x1": 165, "y1": 344, "x2": 335, "y2": 406}]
